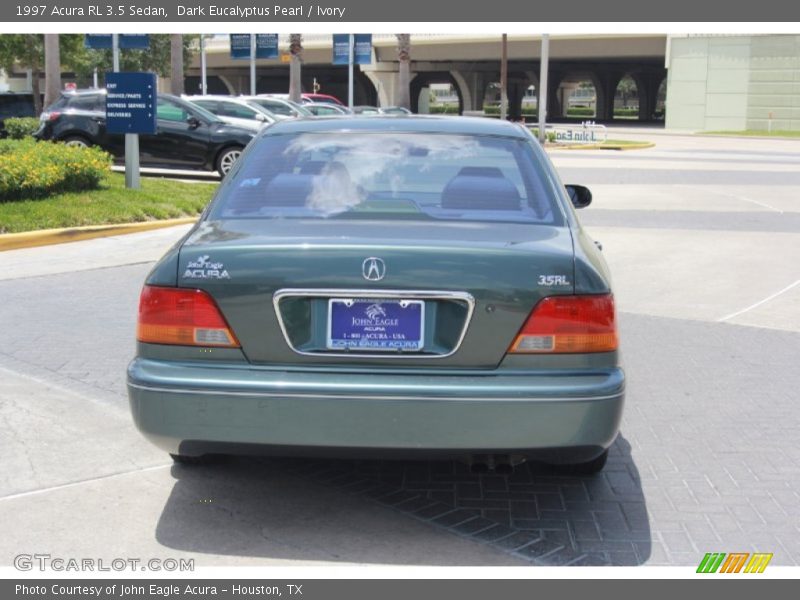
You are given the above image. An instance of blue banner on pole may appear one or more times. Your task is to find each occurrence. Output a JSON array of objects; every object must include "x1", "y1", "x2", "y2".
[
  {"x1": 230, "y1": 34, "x2": 279, "y2": 59},
  {"x1": 332, "y1": 34, "x2": 350, "y2": 65},
  {"x1": 105, "y1": 72, "x2": 157, "y2": 135},
  {"x1": 84, "y1": 34, "x2": 150, "y2": 50},
  {"x1": 230, "y1": 34, "x2": 251, "y2": 59},
  {"x1": 332, "y1": 34, "x2": 372, "y2": 65},
  {"x1": 354, "y1": 34, "x2": 372, "y2": 65},
  {"x1": 256, "y1": 34, "x2": 279, "y2": 59}
]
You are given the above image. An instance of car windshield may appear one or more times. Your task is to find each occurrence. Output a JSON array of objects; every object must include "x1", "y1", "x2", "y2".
[{"x1": 211, "y1": 132, "x2": 562, "y2": 225}]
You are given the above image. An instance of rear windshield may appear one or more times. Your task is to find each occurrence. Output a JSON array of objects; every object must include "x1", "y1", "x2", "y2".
[{"x1": 210, "y1": 132, "x2": 563, "y2": 225}]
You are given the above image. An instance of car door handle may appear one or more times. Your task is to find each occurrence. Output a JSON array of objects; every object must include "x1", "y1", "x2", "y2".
[{"x1": 594, "y1": 240, "x2": 603, "y2": 251}]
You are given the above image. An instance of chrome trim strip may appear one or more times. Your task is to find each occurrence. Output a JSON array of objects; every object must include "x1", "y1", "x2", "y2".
[
  {"x1": 128, "y1": 382, "x2": 623, "y2": 403},
  {"x1": 272, "y1": 288, "x2": 475, "y2": 359}
]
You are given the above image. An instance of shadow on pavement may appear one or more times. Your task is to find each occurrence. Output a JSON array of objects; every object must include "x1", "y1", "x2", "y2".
[{"x1": 155, "y1": 434, "x2": 649, "y2": 566}]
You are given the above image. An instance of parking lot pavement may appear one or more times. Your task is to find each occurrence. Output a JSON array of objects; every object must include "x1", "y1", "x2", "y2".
[{"x1": 0, "y1": 131, "x2": 798, "y2": 567}]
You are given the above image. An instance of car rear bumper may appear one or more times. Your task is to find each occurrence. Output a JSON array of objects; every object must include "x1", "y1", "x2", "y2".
[{"x1": 127, "y1": 358, "x2": 625, "y2": 461}]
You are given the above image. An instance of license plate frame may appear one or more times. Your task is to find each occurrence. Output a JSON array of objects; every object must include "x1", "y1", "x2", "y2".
[{"x1": 326, "y1": 298, "x2": 425, "y2": 352}]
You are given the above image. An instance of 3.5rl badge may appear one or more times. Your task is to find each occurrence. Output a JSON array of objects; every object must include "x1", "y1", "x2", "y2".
[{"x1": 183, "y1": 255, "x2": 230, "y2": 280}]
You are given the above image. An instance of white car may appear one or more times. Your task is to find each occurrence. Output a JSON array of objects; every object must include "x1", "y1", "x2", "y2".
[
  {"x1": 242, "y1": 95, "x2": 312, "y2": 119},
  {"x1": 183, "y1": 96, "x2": 279, "y2": 131}
]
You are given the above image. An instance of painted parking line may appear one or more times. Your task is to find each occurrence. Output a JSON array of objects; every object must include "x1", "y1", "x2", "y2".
[
  {"x1": 718, "y1": 279, "x2": 800, "y2": 322},
  {"x1": 0, "y1": 464, "x2": 172, "y2": 503}
]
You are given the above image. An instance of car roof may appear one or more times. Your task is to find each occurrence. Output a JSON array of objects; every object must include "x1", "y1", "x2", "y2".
[{"x1": 263, "y1": 115, "x2": 529, "y2": 138}]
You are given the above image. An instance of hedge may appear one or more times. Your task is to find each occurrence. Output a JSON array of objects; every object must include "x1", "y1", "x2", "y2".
[
  {"x1": 3, "y1": 117, "x2": 41, "y2": 140},
  {"x1": 0, "y1": 139, "x2": 111, "y2": 201}
]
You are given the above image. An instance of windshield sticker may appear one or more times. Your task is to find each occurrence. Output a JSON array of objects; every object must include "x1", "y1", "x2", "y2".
[{"x1": 183, "y1": 255, "x2": 231, "y2": 280}]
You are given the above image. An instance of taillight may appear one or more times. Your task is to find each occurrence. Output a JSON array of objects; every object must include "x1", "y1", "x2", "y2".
[
  {"x1": 509, "y1": 294, "x2": 618, "y2": 354},
  {"x1": 136, "y1": 286, "x2": 240, "y2": 348},
  {"x1": 45, "y1": 111, "x2": 61, "y2": 121}
]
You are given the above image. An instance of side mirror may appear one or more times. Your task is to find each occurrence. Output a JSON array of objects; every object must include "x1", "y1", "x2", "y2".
[
  {"x1": 255, "y1": 113, "x2": 267, "y2": 122},
  {"x1": 186, "y1": 116, "x2": 202, "y2": 129},
  {"x1": 565, "y1": 184, "x2": 592, "y2": 209}
]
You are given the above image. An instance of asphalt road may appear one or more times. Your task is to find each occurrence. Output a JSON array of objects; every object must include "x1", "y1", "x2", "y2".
[{"x1": 1, "y1": 132, "x2": 798, "y2": 568}]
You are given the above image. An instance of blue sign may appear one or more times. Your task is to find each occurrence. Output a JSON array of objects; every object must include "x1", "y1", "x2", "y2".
[
  {"x1": 120, "y1": 34, "x2": 150, "y2": 50},
  {"x1": 230, "y1": 34, "x2": 279, "y2": 60},
  {"x1": 333, "y1": 34, "x2": 372, "y2": 65},
  {"x1": 105, "y1": 72, "x2": 157, "y2": 135},
  {"x1": 84, "y1": 34, "x2": 150, "y2": 50}
]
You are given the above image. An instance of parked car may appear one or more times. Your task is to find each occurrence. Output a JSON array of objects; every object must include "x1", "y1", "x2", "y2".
[
  {"x1": 183, "y1": 95, "x2": 279, "y2": 130},
  {"x1": 0, "y1": 92, "x2": 38, "y2": 138},
  {"x1": 379, "y1": 106, "x2": 413, "y2": 115},
  {"x1": 243, "y1": 95, "x2": 312, "y2": 118},
  {"x1": 269, "y1": 92, "x2": 345, "y2": 107},
  {"x1": 351, "y1": 105, "x2": 381, "y2": 115},
  {"x1": 128, "y1": 116, "x2": 624, "y2": 474},
  {"x1": 34, "y1": 90, "x2": 256, "y2": 176},
  {"x1": 304, "y1": 102, "x2": 350, "y2": 116},
  {"x1": 300, "y1": 93, "x2": 344, "y2": 106}
]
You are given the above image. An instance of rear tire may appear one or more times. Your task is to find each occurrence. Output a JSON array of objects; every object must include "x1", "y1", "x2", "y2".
[
  {"x1": 216, "y1": 146, "x2": 243, "y2": 177},
  {"x1": 551, "y1": 449, "x2": 608, "y2": 476},
  {"x1": 170, "y1": 453, "x2": 209, "y2": 466},
  {"x1": 62, "y1": 135, "x2": 91, "y2": 149}
]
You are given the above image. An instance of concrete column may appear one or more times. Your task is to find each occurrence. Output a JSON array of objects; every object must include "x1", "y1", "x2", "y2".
[
  {"x1": 595, "y1": 72, "x2": 622, "y2": 122},
  {"x1": 508, "y1": 80, "x2": 528, "y2": 121},
  {"x1": 450, "y1": 70, "x2": 473, "y2": 113},
  {"x1": 362, "y1": 70, "x2": 393, "y2": 108},
  {"x1": 546, "y1": 70, "x2": 563, "y2": 118}
]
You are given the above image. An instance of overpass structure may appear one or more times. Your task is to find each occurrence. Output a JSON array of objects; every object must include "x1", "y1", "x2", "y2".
[{"x1": 186, "y1": 34, "x2": 669, "y2": 122}]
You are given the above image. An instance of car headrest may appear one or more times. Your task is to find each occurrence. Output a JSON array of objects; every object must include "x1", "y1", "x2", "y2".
[
  {"x1": 441, "y1": 174, "x2": 521, "y2": 211},
  {"x1": 262, "y1": 173, "x2": 314, "y2": 206}
]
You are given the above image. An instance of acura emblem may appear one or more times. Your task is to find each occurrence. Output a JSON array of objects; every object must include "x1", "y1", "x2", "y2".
[{"x1": 362, "y1": 257, "x2": 386, "y2": 281}]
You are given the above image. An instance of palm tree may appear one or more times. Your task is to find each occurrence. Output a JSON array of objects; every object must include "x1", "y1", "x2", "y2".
[
  {"x1": 396, "y1": 34, "x2": 411, "y2": 109},
  {"x1": 288, "y1": 34, "x2": 303, "y2": 102},
  {"x1": 170, "y1": 34, "x2": 184, "y2": 95},
  {"x1": 43, "y1": 34, "x2": 61, "y2": 109}
]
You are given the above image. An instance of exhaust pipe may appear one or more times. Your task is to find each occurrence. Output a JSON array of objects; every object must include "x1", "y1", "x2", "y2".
[{"x1": 468, "y1": 454, "x2": 515, "y2": 474}]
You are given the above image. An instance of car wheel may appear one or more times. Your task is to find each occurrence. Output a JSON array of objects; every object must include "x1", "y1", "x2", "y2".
[
  {"x1": 62, "y1": 136, "x2": 91, "y2": 148},
  {"x1": 551, "y1": 449, "x2": 608, "y2": 476},
  {"x1": 170, "y1": 453, "x2": 209, "y2": 466},
  {"x1": 216, "y1": 146, "x2": 243, "y2": 176}
]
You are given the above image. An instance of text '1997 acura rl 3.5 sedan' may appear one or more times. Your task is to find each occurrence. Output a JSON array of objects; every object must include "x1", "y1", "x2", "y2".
[{"x1": 127, "y1": 116, "x2": 624, "y2": 474}]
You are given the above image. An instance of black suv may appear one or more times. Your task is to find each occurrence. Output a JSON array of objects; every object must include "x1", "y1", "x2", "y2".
[
  {"x1": 0, "y1": 93, "x2": 38, "y2": 138},
  {"x1": 34, "y1": 90, "x2": 256, "y2": 176}
]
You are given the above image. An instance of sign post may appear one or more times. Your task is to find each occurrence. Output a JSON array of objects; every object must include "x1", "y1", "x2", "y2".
[
  {"x1": 538, "y1": 34, "x2": 550, "y2": 144},
  {"x1": 250, "y1": 34, "x2": 256, "y2": 95},
  {"x1": 332, "y1": 34, "x2": 372, "y2": 109},
  {"x1": 348, "y1": 33, "x2": 354, "y2": 109},
  {"x1": 105, "y1": 72, "x2": 157, "y2": 190},
  {"x1": 229, "y1": 34, "x2": 279, "y2": 95}
]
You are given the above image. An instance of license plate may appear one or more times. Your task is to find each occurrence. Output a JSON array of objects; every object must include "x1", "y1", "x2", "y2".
[{"x1": 327, "y1": 298, "x2": 425, "y2": 351}]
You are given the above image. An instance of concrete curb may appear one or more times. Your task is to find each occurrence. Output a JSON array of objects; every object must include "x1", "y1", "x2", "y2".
[
  {"x1": 555, "y1": 142, "x2": 656, "y2": 151},
  {"x1": 0, "y1": 217, "x2": 198, "y2": 252}
]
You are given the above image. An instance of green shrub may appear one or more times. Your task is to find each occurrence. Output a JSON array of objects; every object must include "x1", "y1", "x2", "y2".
[
  {"x1": 566, "y1": 107, "x2": 595, "y2": 117},
  {"x1": 614, "y1": 108, "x2": 639, "y2": 118},
  {"x1": 3, "y1": 117, "x2": 41, "y2": 139},
  {"x1": 0, "y1": 139, "x2": 111, "y2": 201}
]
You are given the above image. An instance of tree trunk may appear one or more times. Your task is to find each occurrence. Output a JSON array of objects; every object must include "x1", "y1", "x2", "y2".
[
  {"x1": 170, "y1": 34, "x2": 184, "y2": 95},
  {"x1": 43, "y1": 34, "x2": 61, "y2": 109},
  {"x1": 395, "y1": 34, "x2": 411, "y2": 109},
  {"x1": 31, "y1": 68, "x2": 42, "y2": 115},
  {"x1": 288, "y1": 34, "x2": 303, "y2": 103}
]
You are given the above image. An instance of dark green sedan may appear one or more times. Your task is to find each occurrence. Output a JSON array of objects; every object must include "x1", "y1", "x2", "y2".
[{"x1": 127, "y1": 116, "x2": 623, "y2": 474}]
